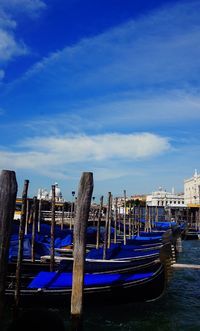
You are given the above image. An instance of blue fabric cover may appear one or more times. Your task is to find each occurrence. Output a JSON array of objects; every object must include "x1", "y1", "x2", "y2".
[
  {"x1": 154, "y1": 221, "x2": 176, "y2": 230},
  {"x1": 28, "y1": 270, "x2": 154, "y2": 289},
  {"x1": 131, "y1": 235, "x2": 162, "y2": 241},
  {"x1": 9, "y1": 227, "x2": 73, "y2": 260},
  {"x1": 9, "y1": 237, "x2": 31, "y2": 259},
  {"x1": 86, "y1": 243, "x2": 121, "y2": 260},
  {"x1": 86, "y1": 243, "x2": 158, "y2": 260},
  {"x1": 139, "y1": 231, "x2": 165, "y2": 237}
]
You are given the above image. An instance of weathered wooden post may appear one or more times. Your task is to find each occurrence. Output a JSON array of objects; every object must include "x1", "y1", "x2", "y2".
[
  {"x1": 61, "y1": 202, "x2": 65, "y2": 230},
  {"x1": 128, "y1": 203, "x2": 131, "y2": 239},
  {"x1": 70, "y1": 172, "x2": 93, "y2": 331},
  {"x1": 107, "y1": 193, "x2": 112, "y2": 248},
  {"x1": 24, "y1": 198, "x2": 29, "y2": 235},
  {"x1": 144, "y1": 205, "x2": 148, "y2": 232},
  {"x1": 70, "y1": 191, "x2": 75, "y2": 230},
  {"x1": 117, "y1": 205, "x2": 121, "y2": 234},
  {"x1": 0, "y1": 170, "x2": 17, "y2": 319},
  {"x1": 156, "y1": 206, "x2": 159, "y2": 222},
  {"x1": 137, "y1": 205, "x2": 140, "y2": 236},
  {"x1": 123, "y1": 190, "x2": 127, "y2": 245},
  {"x1": 15, "y1": 179, "x2": 29, "y2": 313},
  {"x1": 50, "y1": 185, "x2": 55, "y2": 272},
  {"x1": 37, "y1": 198, "x2": 42, "y2": 233},
  {"x1": 114, "y1": 197, "x2": 118, "y2": 244},
  {"x1": 31, "y1": 196, "x2": 38, "y2": 263},
  {"x1": 96, "y1": 196, "x2": 103, "y2": 249},
  {"x1": 103, "y1": 192, "x2": 111, "y2": 260}
]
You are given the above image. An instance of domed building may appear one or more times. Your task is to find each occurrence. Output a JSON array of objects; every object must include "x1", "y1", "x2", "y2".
[{"x1": 37, "y1": 183, "x2": 64, "y2": 202}]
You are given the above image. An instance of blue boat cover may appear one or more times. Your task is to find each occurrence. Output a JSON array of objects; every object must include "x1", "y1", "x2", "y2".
[
  {"x1": 86, "y1": 243, "x2": 121, "y2": 260},
  {"x1": 131, "y1": 235, "x2": 162, "y2": 241},
  {"x1": 86, "y1": 243, "x2": 159, "y2": 260},
  {"x1": 28, "y1": 270, "x2": 154, "y2": 289}
]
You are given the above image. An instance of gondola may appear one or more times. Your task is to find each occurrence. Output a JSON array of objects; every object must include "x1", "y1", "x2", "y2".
[
  {"x1": 7, "y1": 238, "x2": 171, "y2": 275},
  {"x1": 5, "y1": 260, "x2": 167, "y2": 307},
  {"x1": 7, "y1": 221, "x2": 176, "y2": 277},
  {"x1": 5, "y1": 239, "x2": 174, "y2": 308}
]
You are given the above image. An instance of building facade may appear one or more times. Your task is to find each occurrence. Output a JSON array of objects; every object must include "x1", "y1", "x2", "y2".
[
  {"x1": 146, "y1": 187, "x2": 185, "y2": 208},
  {"x1": 37, "y1": 182, "x2": 64, "y2": 202},
  {"x1": 184, "y1": 170, "x2": 200, "y2": 206}
]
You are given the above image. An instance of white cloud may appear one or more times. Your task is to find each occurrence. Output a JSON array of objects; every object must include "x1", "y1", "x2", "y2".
[
  {"x1": 17, "y1": 1, "x2": 200, "y2": 89},
  {"x1": 18, "y1": 90, "x2": 200, "y2": 138},
  {"x1": 22, "y1": 133, "x2": 170, "y2": 161},
  {"x1": 0, "y1": 29, "x2": 27, "y2": 61},
  {"x1": 3, "y1": 0, "x2": 199, "y2": 132},
  {"x1": 0, "y1": 0, "x2": 46, "y2": 68},
  {"x1": 0, "y1": 0, "x2": 46, "y2": 17},
  {"x1": 0, "y1": 133, "x2": 171, "y2": 179}
]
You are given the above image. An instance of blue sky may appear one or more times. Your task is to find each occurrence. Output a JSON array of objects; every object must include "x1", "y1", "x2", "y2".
[{"x1": 0, "y1": 0, "x2": 200, "y2": 200}]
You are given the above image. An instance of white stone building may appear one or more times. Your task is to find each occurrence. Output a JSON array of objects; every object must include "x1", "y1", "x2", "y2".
[
  {"x1": 184, "y1": 170, "x2": 200, "y2": 206},
  {"x1": 146, "y1": 187, "x2": 185, "y2": 208},
  {"x1": 37, "y1": 183, "x2": 64, "y2": 202}
]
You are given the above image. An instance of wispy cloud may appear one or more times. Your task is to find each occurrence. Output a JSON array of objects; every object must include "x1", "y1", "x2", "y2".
[
  {"x1": 12, "y1": 1, "x2": 200, "y2": 86},
  {"x1": 2, "y1": 0, "x2": 200, "y2": 127},
  {"x1": 0, "y1": 133, "x2": 171, "y2": 179},
  {"x1": 0, "y1": 0, "x2": 46, "y2": 18},
  {"x1": 0, "y1": 29, "x2": 28, "y2": 62},
  {"x1": 15, "y1": 90, "x2": 200, "y2": 138},
  {"x1": 0, "y1": 0, "x2": 46, "y2": 73}
]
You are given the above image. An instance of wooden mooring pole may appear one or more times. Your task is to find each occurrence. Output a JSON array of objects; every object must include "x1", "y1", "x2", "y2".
[
  {"x1": 123, "y1": 190, "x2": 127, "y2": 245},
  {"x1": 50, "y1": 185, "x2": 55, "y2": 272},
  {"x1": 0, "y1": 170, "x2": 17, "y2": 319},
  {"x1": 70, "y1": 172, "x2": 93, "y2": 331},
  {"x1": 96, "y1": 195, "x2": 103, "y2": 249},
  {"x1": 114, "y1": 197, "x2": 118, "y2": 244},
  {"x1": 103, "y1": 192, "x2": 111, "y2": 260},
  {"x1": 31, "y1": 196, "x2": 38, "y2": 263},
  {"x1": 14, "y1": 179, "x2": 29, "y2": 315}
]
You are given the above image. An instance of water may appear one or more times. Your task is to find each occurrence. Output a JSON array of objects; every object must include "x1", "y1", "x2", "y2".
[
  {"x1": 80, "y1": 240, "x2": 200, "y2": 331},
  {"x1": 3, "y1": 240, "x2": 200, "y2": 330}
]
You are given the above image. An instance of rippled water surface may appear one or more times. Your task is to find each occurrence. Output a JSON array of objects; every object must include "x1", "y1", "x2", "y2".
[{"x1": 79, "y1": 240, "x2": 200, "y2": 331}]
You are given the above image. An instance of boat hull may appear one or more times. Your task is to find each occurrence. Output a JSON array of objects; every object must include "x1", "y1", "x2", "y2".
[{"x1": 5, "y1": 263, "x2": 166, "y2": 307}]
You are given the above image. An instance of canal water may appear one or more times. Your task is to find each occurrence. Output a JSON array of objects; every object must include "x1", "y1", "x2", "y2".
[
  {"x1": 3, "y1": 239, "x2": 200, "y2": 330},
  {"x1": 70, "y1": 239, "x2": 200, "y2": 331}
]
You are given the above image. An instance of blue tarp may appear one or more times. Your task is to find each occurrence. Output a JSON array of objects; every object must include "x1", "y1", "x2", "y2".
[
  {"x1": 9, "y1": 237, "x2": 31, "y2": 259},
  {"x1": 86, "y1": 243, "x2": 121, "y2": 260},
  {"x1": 28, "y1": 270, "x2": 154, "y2": 289},
  {"x1": 9, "y1": 232, "x2": 73, "y2": 260},
  {"x1": 86, "y1": 243, "x2": 159, "y2": 260},
  {"x1": 131, "y1": 235, "x2": 162, "y2": 241}
]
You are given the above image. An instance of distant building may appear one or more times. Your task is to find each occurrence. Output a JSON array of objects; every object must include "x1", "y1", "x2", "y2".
[
  {"x1": 184, "y1": 169, "x2": 200, "y2": 206},
  {"x1": 37, "y1": 182, "x2": 64, "y2": 202},
  {"x1": 146, "y1": 187, "x2": 185, "y2": 208},
  {"x1": 37, "y1": 188, "x2": 49, "y2": 200}
]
